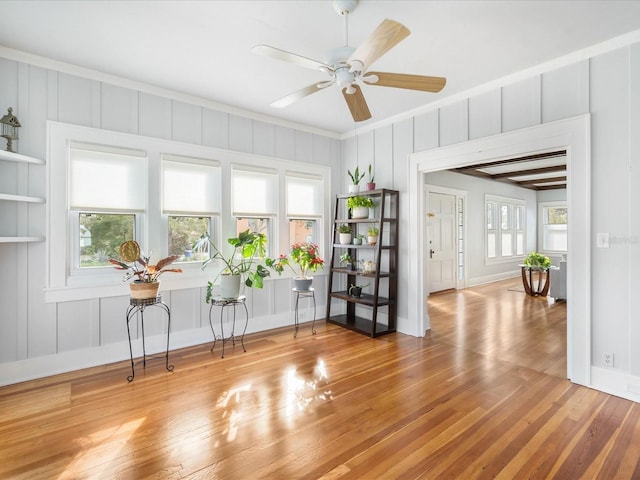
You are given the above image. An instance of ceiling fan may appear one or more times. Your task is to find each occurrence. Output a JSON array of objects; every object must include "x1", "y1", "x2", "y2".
[{"x1": 252, "y1": 0, "x2": 446, "y2": 122}]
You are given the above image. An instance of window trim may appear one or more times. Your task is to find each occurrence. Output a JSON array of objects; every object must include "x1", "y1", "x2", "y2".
[{"x1": 46, "y1": 121, "x2": 331, "y2": 303}]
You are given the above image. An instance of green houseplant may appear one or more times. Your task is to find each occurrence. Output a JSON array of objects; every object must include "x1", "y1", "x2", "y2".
[
  {"x1": 347, "y1": 195, "x2": 375, "y2": 219},
  {"x1": 337, "y1": 223, "x2": 352, "y2": 244},
  {"x1": 109, "y1": 240, "x2": 182, "y2": 299},
  {"x1": 348, "y1": 166, "x2": 365, "y2": 192},
  {"x1": 367, "y1": 226, "x2": 379, "y2": 245},
  {"x1": 349, "y1": 282, "x2": 370, "y2": 298},
  {"x1": 523, "y1": 251, "x2": 551, "y2": 269},
  {"x1": 366, "y1": 164, "x2": 376, "y2": 190},
  {"x1": 194, "y1": 229, "x2": 270, "y2": 301}
]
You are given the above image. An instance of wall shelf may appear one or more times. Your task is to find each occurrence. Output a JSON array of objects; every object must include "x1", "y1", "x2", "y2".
[
  {"x1": 0, "y1": 236, "x2": 45, "y2": 243},
  {"x1": 0, "y1": 193, "x2": 45, "y2": 203},
  {"x1": 0, "y1": 150, "x2": 45, "y2": 165},
  {"x1": 0, "y1": 150, "x2": 46, "y2": 243}
]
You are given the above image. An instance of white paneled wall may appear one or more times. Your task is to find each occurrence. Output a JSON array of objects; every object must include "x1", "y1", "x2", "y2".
[{"x1": 0, "y1": 56, "x2": 340, "y2": 385}]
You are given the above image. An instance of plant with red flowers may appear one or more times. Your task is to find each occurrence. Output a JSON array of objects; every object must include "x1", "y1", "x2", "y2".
[{"x1": 266, "y1": 242, "x2": 324, "y2": 279}]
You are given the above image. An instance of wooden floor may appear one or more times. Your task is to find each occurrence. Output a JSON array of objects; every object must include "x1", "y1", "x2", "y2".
[{"x1": 1, "y1": 279, "x2": 640, "y2": 479}]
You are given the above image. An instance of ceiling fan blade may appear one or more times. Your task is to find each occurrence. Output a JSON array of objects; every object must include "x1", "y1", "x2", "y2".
[
  {"x1": 342, "y1": 84, "x2": 372, "y2": 122},
  {"x1": 364, "y1": 71, "x2": 446, "y2": 92},
  {"x1": 348, "y1": 19, "x2": 410, "y2": 72},
  {"x1": 271, "y1": 83, "x2": 328, "y2": 108},
  {"x1": 252, "y1": 45, "x2": 331, "y2": 71}
]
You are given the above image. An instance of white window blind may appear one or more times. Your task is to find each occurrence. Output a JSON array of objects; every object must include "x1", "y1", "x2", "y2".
[
  {"x1": 231, "y1": 166, "x2": 277, "y2": 215},
  {"x1": 162, "y1": 157, "x2": 221, "y2": 214},
  {"x1": 286, "y1": 173, "x2": 323, "y2": 216},
  {"x1": 69, "y1": 145, "x2": 146, "y2": 211}
]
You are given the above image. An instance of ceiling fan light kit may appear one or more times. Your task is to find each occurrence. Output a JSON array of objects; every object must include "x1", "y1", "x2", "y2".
[{"x1": 253, "y1": 0, "x2": 446, "y2": 122}]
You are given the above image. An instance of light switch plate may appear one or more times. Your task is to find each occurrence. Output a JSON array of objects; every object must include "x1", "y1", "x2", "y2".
[{"x1": 596, "y1": 233, "x2": 610, "y2": 248}]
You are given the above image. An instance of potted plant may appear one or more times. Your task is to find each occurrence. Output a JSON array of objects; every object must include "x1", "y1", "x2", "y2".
[
  {"x1": 339, "y1": 252, "x2": 353, "y2": 269},
  {"x1": 366, "y1": 164, "x2": 376, "y2": 190},
  {"x1": 266, "y1": 242, "x2": 324, "y2": 290},
  {"x1": 367, "y1": 226, "x2": 379, "y2": 246},
  {"x1": 349, "y1": 282, "x2": 370, "y2": 298},
  {"x1": 347, "y1": 195, "x2": 375, "y2": 219},
  {"x1": 109, "y1": 240, "x2": 183, "y2": 299},
  {"x1": 194, "y1": 229, "x2": 270, "y2": 301},
  {"x1": 523, "y1": 251, "x2": 551, "y2": 269},
  {"x1": 337, "y1": 223, "x2": 352, "y2": 244},
  {"x1": 352, "y1": 233, "x2": 364, "y2": 245},
  {"x1": 348, "y1": 166, "x2": 365, "y2": 193}
]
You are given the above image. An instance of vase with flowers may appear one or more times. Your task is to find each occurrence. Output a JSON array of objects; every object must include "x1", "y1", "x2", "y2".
[
  {"x1": 109, "y1": 240, "x2": 183, "y2": 299},
  {"x1": 267, "y1": 242, "x2": 324, "y2": 291}
]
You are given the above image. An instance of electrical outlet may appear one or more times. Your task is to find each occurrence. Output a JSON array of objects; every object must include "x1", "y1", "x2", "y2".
[{"x1": 603, "y1": 352, "x2": 614, "y2": 367}]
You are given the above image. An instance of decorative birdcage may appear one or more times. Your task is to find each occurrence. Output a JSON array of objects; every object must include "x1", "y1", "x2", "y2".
[{"x1": 0, "y1": 107, "x2": 21, "y2": 153}]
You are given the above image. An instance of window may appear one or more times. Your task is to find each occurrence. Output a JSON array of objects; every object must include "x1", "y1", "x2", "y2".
[
  {"x1": 286, "y1": 172, "x2": 322, "y2": 245},
  {"x1": 486, "y1": 195, "x2": 526, "y2": 262},
  {"x1": 162, "y1": 155, "x2": 221, "y2": 263},
  {"x1": 79, "y1": 213, "x2": 135, "y2": 268},
  {"x1": 232, "y1": 166, "x2": 277, "y2": 255},
  {"x1": 540, "y1": 202, "x2": 567, "y2": 253},
  {"x1": 168, "y1": 216, "x2": 211, "y2": 263},
  {"x1": 69, "y1": 143, "x2": 146, "y2": 271},
  {"x1": 290, "y1": 219, "x2": 317, "y2": 244}
]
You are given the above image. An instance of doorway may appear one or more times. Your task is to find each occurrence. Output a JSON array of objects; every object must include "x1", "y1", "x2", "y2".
[{"x1": 408, "y1": 115, "x2": 591, "y2": 386}]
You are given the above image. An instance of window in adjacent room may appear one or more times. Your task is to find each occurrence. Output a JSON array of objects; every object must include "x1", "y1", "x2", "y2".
[
  {"x1": 485, "y1": 194, "x2": 526, "y2": 263},
  {"x1": 540, "y1": 202, "x2": 568, "y2": 253}
]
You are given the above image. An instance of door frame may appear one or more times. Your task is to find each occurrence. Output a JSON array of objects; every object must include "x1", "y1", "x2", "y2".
[
  {"x1": 425, "y1": 184, "x2": 467, "y2": 294},
  {"x1": 408, "y1": 115, "x2": 591, "y2": 387}
]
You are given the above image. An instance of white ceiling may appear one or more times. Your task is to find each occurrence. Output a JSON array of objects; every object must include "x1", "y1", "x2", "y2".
[{"x1": 2, "y1": 0, "x2": 640, "y2": 135}]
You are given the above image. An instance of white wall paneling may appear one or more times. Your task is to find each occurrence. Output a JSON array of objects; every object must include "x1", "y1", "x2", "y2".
[
  {"x1": 413, "y1": 110, "x2": 439, "y2": 152},
  {"x1": 501, "y1": 76, "x2": 542, "y2": 132},
  {"x1": 590, "y1": 47, "x2": 631, "y2": 373},
  {"x1": 172, "y1": 100, "x2": 202, "y2": 145},
  {"x1": 630, "y1": 43, "x2": 640, "y2": 379},
  {"x1": 139, "y1": 92, "x2": 172, "y2": 140},
  {"x1": 541, "y1": 60, "x2": 590, "y2": 123},
  {"x1": 439, "y1": 100, "x2": 469, "y2": 147},
  {"x1": 469, "y1": 89, "x2": 501, "y2": 140}
]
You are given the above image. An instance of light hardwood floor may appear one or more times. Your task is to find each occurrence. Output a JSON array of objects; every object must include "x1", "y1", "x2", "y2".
[{"x1": 1, "y1": 280, "x2": 639, "y2": 479}]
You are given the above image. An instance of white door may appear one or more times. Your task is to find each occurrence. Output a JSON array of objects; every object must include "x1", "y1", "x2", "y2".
[{"x1": 426, "y1": 191, "x2": 457, "y2": 294}]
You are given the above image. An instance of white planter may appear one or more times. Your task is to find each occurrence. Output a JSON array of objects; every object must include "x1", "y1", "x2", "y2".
[
  {"x1": 339, "y1": 233, "x2": 352, "y2": 245},
  {"x1": 220, "y1": 273, "x2": 241, "y2": 299},
  {"x1": 368, "y1": 235, "x2": 378, "y2": 246},
  {"x1": 351, "y1": 206, "x2": 369, "y2": 219},
  {"x1": 348, "y1": 184, "x2": 359, "y2": 193}
]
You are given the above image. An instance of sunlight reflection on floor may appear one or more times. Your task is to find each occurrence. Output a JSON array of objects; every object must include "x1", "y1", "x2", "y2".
[
  {"x1": 59, "y1": 417, "x2": 146, "y2": 479},
  {"x1": 216, "y1": 383, "x2": 253, "y2": 443},
  {"x1": 284, "y1": 359, "x2": 333, "y2": 424}
]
